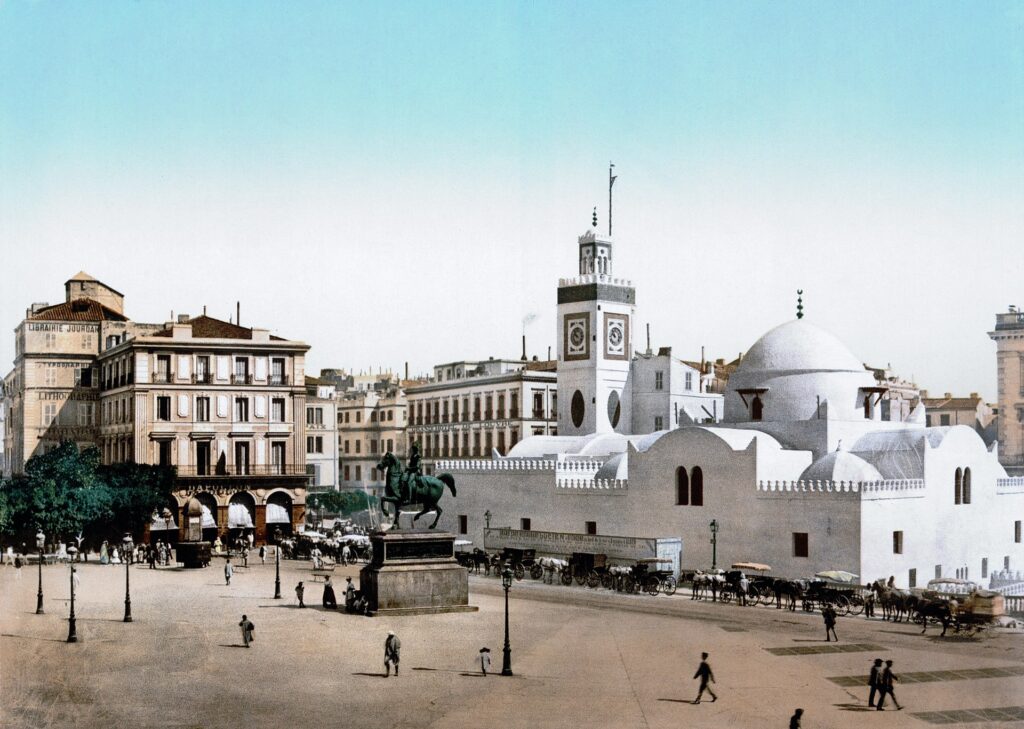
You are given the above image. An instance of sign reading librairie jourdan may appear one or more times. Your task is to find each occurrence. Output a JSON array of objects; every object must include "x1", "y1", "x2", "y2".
[{"x1": 484, "y1": 528, "x2": 674, "y2": 561}]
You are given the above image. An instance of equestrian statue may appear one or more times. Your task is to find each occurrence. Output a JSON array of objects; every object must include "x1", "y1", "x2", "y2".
[{"x1": 376, "y1": 444, "x2": 456, "y2": 529}]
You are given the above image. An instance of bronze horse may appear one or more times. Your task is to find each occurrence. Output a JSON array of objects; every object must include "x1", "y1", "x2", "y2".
[{"x1": 376, "y1": 452, "x2": 456, "y2": 529}]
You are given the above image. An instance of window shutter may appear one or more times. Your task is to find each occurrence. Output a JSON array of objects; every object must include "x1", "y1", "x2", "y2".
[
  {"x1": 177, "y1": 355, "x2": 191, "y2": 380},
  {"x1": 217, "y1": 395, "x2": 228, "y2": 418},
  {"x1": 256, "y1": 440, "x2": 266, "y2": 465},
  {"x1": 135, "y1": 356, "x2": 148, "y2": 383},
  {"x1": 178, "y1": 439, "x2": 189, "y2": 465},
  {"x1": 177, "y1": 394, "x2": 189, "y2": 417},
  {"x1": 216, "y1": 356, "x2": 229, "y2": 381},
  {"x1": 254, "y1": 357, "x2": 268, "y2": 381},
  {"x1": 255, "y1": 396, "x2": 266, "y2": 418}
]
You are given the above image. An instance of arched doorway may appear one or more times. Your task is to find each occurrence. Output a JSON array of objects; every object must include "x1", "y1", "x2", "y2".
[
  {"x1": 266, "y1": 491, "x2": 294, "y2": 540},
  {"x1": 193, "y1": 492, "x2": 220, "y2": 543},
  {"x1": 228, "y1": 491, "x2": 256, "y2": 544}
]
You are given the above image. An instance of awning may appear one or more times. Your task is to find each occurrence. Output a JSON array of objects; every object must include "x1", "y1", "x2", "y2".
[
  {"x1": 732, "y1": 562, "x2": 772, "y2": 572},
  {"x1": 266, "y1": 502, "x2": 291, "y2": 524},
  {"x1": 228, "y1": 503, "x2": 254, "y2": 528}
]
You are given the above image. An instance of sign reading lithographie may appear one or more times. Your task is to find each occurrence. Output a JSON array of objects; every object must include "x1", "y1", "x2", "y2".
[
  {"x1": 37, "y1": 391, "x2": 99, "y2": 401},
  {"x1": 484, "y1": 528, "x2": 658, "y2": 561}
]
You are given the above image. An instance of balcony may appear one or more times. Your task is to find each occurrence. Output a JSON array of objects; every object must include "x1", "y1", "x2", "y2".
[
  {"x1": 269, "y1": 374, "x2": 289, "y2": 386},
  {"x1": 174, "y1": 464, "x2": 309, "y2": 478},
  {"x1": 510, "y1": 409, "x2": 519, "y2": 419},
  {"x1": 232, "y1": 374, "x2": 253, "y2": 385},
  {"x1": 192, "y1": 372, "x2": 214, "y2": 384},
  {"x1": 484, "y1": 411, "x2": 493, "y2": 420},
  {"x1": 152, "y1": 372, "x2": 174, "y2": 384},
  {"x1": 532, "y1": 409, "x2": 545, "y2": 420}
]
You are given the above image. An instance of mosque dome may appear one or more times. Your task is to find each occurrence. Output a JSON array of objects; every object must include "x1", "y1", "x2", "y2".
[
  {"x1": 798, "y1": 450, "x2": 883, "y2": 484},
  {"x1": 736, "y1": 320, "x2": 864, "y2": 375},
  {"x1": 725, "y1": 319, "x2": 877, "y2": 424}
]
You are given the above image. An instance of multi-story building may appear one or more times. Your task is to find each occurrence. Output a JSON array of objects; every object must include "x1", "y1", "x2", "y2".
[
  {"x1": 2, "y1": 272, "x2": 312, "y2": 544},
  {"x1": 305, "y1": 376, "x2": 339, "y2": 492},
  {"x1": 337, "y1": 380, "x2": 409, "y2": 496},
  {"x1": 989, "y1": 306, "x2": 1024, "y2": 474},
  {"x1": 96, "y1": 313, "x2": 311, "y2": 544},
  {"x1": 920, "y1": 391, "x2": 995, "y2": 432},
  {"x1": 405, "y1": 358, "x2": 558, "y2": 473},
  {"x1": 630, "y1": 347, "x2": 724, "y2": 431},
  {"x1": 2, "y1": 272, "x2": 162, "y2": 477}
]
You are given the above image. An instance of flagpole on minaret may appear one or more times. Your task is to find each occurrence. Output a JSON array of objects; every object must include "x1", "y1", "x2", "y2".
[{"x1": 608, "y1": 162, "x2": 617, "y2": 237}]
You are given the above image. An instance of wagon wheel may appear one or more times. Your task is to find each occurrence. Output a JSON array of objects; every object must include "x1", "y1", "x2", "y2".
[
  {"x1": 560, "y1": 568, "x2": 573, "y2": 586},
  {"x1": 573, "y1": 568, "x2": 587, "y2": 586},
  {"x1": 601, "y1": 572, "x2": 615, "y2": 590},
  {"x1": 662, "y1": 576, "x2": 678, "y2": 596},
  {"x1": 834, "y1": 594, "x2": 851, "y2": 616},
  {"x1": 719, "y1": 588, "x2": 733, "y2": 604},
  {"x1": 529, "y1": 563, "x2": 544, "y2": 580},
  {"x1": 847, "y1": 596, "x2": 865, "y2": 616},
  {"x1": 513, "y1": 563, "x2": 525, "y2": 581},
  {"x1": 622, "y1": 574, "x2": 636, "y2": 593},
  {"x1": 587, "y1": 571, "x2": 600, "y2": 589},
  {"x1": 646, "y1": 577, "x2": 661, "y2": 596}
]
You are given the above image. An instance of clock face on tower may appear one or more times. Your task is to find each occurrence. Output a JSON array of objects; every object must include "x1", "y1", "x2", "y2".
[
  {"x1": 564, "y1": 314, "x2": 589, "y2": 361},
  {"x1": 604, "y1": 313, "x2": 628, "y2": 360}
]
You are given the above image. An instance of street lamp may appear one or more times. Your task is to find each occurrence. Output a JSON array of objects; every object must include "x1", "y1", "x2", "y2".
[
  {"x1": 484, "y1": 510, "x2": 492, "y2": 529},
  {"x1": 66, "y1": 545, "x2": 78, "y2": 643},
  {"x1": 273, "y1": 535, "x2": 282, "y2": 599},
  {"x1": 122, "y1": 535, "x2": 133, "y2": 622},
  {"x1": 501, "y1": 567, "x2": 513, "y2": 676},
  {"x1": 709, "y1": 520, "x2": 719, "y2": 571},
  {"x1": 35, "y1": 530, "x2": 45, "y2": 614}
]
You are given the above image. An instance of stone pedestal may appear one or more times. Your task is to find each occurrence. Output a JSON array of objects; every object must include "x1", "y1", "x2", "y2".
[{"x1": 359, "y1": 530, "x2": 477, "y2": 616}]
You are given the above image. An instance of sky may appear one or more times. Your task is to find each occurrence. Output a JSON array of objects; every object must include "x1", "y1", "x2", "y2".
[{"x1": 1, "y1": 1, "x2": 1022, "y2": 396}]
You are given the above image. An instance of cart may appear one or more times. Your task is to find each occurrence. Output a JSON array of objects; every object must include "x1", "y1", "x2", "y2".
[
  {"x1": 494, "y1": 547, "x2": 543, "y2": 580},
  {"x1": 623, "y1": 558, "x2": 678, "y2": 596}
]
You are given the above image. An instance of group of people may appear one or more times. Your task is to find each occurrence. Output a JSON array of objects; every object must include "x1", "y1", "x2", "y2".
[{"x1": 294, "y1": 575, "x2": 368, "y2": 614}]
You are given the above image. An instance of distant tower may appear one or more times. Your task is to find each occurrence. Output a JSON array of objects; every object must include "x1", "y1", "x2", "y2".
[
  {"x1": 556, "y1": 217, "x2": 635, "y2": 436},
  {"x1": 989, "y1": 306, "x2": 1024, "y2": 474}
]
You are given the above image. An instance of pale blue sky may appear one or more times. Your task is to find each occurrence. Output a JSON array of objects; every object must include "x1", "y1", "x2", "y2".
[{"x1": 2, "y1": 2, "x2": 1022, "y2": 394}]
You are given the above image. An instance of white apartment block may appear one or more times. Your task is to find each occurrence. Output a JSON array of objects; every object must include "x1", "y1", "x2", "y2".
[{"x1": 305, "y1": 377, "x2": 339, "y2": 492}]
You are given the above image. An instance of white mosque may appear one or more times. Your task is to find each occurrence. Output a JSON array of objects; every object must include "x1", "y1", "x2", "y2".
[{"x1": 434, "y1": 224, "x2": 1024, "y2": 588}]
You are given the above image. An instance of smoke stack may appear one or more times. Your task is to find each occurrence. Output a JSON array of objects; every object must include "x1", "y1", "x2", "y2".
[
  {"x1": 548, "y1": 345, "x2": 551, "y2": 361},
  {"x1": 700, "y1": 345, "x2": 705, "y2": 371},
  {"x1": 521, "y1": 335, "x2": 527, "y2": 361},
  {"x1": 203, "y1": 305, "x2": 207, "y2": 315},
  {"x1": 646, "y1": 323, "x2": 651, "y2": 356},
  {"x1": 236, "y1": 301, "x2": 240, "y2": 327},
  {"x1": 404, "y1": 362, "x2": 409, "y2": 381}
]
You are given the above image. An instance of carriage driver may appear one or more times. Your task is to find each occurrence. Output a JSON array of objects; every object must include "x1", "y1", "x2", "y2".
[{"x1": 403, "y1": 442, "x2": 423, "y2": 503}]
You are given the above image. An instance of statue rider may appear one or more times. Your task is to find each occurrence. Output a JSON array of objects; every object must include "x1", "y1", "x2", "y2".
[{"x1": 403, "y1": 442, "x2": 422, "y2": 504}]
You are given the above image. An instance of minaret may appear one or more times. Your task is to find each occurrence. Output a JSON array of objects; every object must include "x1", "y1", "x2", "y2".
[{"x1": 556, "y1": 211, "x2": 635, "y2": 435}]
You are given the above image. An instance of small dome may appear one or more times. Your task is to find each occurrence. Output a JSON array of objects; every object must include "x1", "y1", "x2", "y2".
[
  {"x1": 736, "y1": 320, "x2": 864, "y2": 374},
  {"x1": 595, "y1": 452, "x2": 628, "y2": 480},
  {"x1": 799, "y1": 451, "x2": 883, "y2": 483}
]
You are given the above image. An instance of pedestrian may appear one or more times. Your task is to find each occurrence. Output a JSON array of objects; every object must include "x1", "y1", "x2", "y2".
[
  {"x1": 345, "y1": 577, "x2": 356, "y2": 611},
  {"x1": 479, "y1": 647, "x2": 491, "y2": 676},
  {"x1": 692, "y1": 652, "x2": 717, "y2": 704},
  {"x1": 342, "y1": 544, "x2": 352, "y2": 566},
  {"x1": 72, "y1": 564, "x2": 80, "y2": 590},
  {"x1": 384, "y1": 631, "x2": 401, "y2": 677},
  {"x1": 242, "y1": 547, "x2": 249, "y2": 568},
  {"x1": 259, "y1": 545, "x2": 266, "y2": 565},
  {"x1": 295, "y1": 581, "x2": 305, "y2": 608},
  {"x1": 247, "y1": 532, "x2": 254, "y2": 550},
  {"x1": 238, "y1": 614, "x2": 255, "y2": 647},
  {"x1": 224, "y1": 558, "x2": 233, "y2": 585},
  {"x1": 5, "y1": 545, "x2": 14, "y2": 565},
  {"x1": 323, "y1": 576, "x2": 337, "y2": 609},
  {"x1": 877, "y1": 659, "x2": 902, "y2": 711},
  {"x1": 864, "y1": 593, "x2": 875, "y2": 619},
  {"x1": 148, "y1": 546, "x2": 157, "y2": 569},
  {"x1": 823, "y1": 605, "x2": 838, "y2": 641},
  {"x1": 867, "y1": 658, "x2": 883, "y2": 708},
  {"x1": 738, "y1": 574, "x2": 749, "y2": 606},
  {"x1": 14, "y1": 553, "x2": 23, "y2": 580},
  {"x1": 789, "y1": 708, "x2": 804, "y2": 729}
]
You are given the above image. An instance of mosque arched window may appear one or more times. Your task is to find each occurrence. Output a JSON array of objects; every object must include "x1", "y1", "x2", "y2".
[
  {"x1": 690, "y1": 467, "x2": 704, "y2": 506},
  {"x1": 751, "y1": 395, "x2": 763, "y2": 421},
  {"x1": 954, "y1": 467, "x2": 963, "y2": 505},
  {"x1": 676, "y1": 467, "x2": 689, "y2": 505},
  {"x1": 962, "y1": 467, "x2": 971, "y2": 504}
]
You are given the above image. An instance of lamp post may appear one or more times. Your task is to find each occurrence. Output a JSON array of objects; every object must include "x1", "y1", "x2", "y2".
[
  {"x1": 709, "y1": 520, "x2": 719, "y2": 571},
  {"x1": 122, "y1": 535, "x2": 133, "y2": 622},
  {"x1": 501, "y1": 567, "x2": 513, "y2": 676},
  {"x1": 273, "y1": 536, "x2": 282, "y2": 599},
  {"x1": 35, "y1": 530, "x2": 45, "y2": 614},
  {"x1": 66, "y1": 546, "x2": 78, "y2": 643},
  {"x1": 484, "y1": 510, "x2": 492, "y2": 529}
]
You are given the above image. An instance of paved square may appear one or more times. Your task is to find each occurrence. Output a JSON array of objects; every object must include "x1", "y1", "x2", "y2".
[{"x1": 3, "y1": 561, "x2": 1024, "y2": 729}]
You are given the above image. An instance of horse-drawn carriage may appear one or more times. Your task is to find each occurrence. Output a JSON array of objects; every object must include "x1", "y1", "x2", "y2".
[
  {"x1": 914, "y1": 579, "x2": 1006, "y2": 636},
  {"x1": 492, "y1": 547, "x2": 544, "y2": 580},
  {"x1": 718, "y1": 563, "x2": 773, "y2": 605},
  {"x1": 563, "y1": 552, "x2": 608, "y2": 586},
  {"x1": 617, "y1": 558, "x2": 677, "y2": 595}
]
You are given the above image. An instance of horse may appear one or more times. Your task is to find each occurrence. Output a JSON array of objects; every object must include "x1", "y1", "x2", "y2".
[
  {"x1": 871, "y1": 580, "x2": 917, "y2": 623},
  {"x1": 376, "y1": 452, "x2": 457, "y2": 529},
  {"x1": 773, "y1": 579, "x2": 805, "y2": 611},
  {"x1": 915, "y1": 597, "x2": 955, "y2": 636},
  {"x1": 692, "y1": 570, "x2": 726, "y2": 601}
]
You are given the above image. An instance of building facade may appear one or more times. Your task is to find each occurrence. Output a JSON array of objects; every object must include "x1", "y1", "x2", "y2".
[
  {"x1": 305, "y1": 377, "x2": 339, "y2": 492},
  {"x1": 989, "y1": 307, "x2": 1024, "y2": 474},
  {"x1": 405, "y1": 358, "x2": 558, "y2": 473},
  {"x1": 338, "y1": 382, "x2": 409, "y2": 496}
]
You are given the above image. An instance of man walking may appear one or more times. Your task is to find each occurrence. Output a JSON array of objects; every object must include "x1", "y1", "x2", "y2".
[
  {"x1": 384, "y1": 631, "x2": 401, "y2": 677},
  {"x1": 738, "y1": 574, "x2": 749, "y2": 606},
  {"x1": 238, "y1": 614, "x2": 255, "y2": 648},
  {"x1": 867, "y1": 658, "x2": 883, "y2": 708},
  {"x1": 224, "y1": 557, "x2": 233, "y2": 585},
  {"x1": 692, "y1": 652, "x2": 717, "y2": 704},
  {"x1": 823, "y1": 605, "x2": 838, "y2": 641},
  {"x1": 877, "y1": 659, "x2": 902, "y2": 710},
  {"x1": 479, "y1": 647, "x2": 491, "y2": 676},
  {"x1": 295, "y1": 581, "x2": 305, "y2": 608},
  {"x1": 789, "y1": 708, "x2": 803, "y2": 729},
  {"x1": 259, "y1": 545, "x2": 266, "y2": 565}
]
